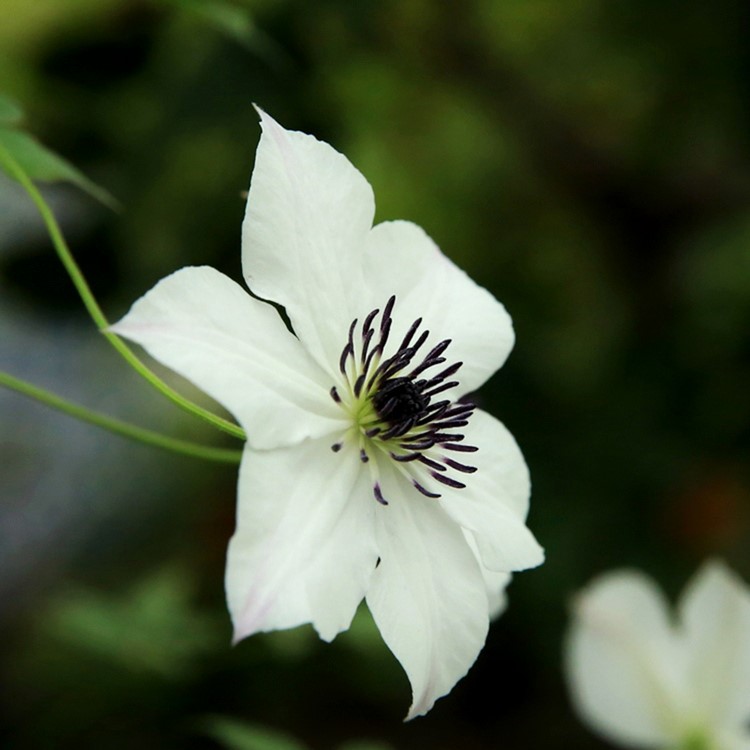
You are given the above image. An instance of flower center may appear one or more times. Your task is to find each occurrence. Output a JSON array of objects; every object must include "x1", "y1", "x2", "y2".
[
  {"x1": 373, "y1": 377, "x2": 429, "y2": 427},
  {"x1": 330, "y1": 295, "x2": 477, "y2": 505}
]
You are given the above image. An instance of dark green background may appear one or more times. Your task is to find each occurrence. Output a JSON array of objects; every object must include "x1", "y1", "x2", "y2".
[{"x1": 1, "y1": 1, "x2": 749, "y2": 748}]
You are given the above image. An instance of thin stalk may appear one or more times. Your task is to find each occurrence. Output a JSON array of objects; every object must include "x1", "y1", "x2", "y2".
[
  {"x1": 0, "y1": 371, "x2": 243, "y2": 464},
  {"x1": 0, "y1": 142, "x2": 246, "y2": 441}
]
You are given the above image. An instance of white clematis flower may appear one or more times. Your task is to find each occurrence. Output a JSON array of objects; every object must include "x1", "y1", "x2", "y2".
[
  {"x1": 111, "y1": 109, "x2": 544, "y2": 718},
  {"x1": 566, "y1": 561, "x2": 750, "y2": 750}
]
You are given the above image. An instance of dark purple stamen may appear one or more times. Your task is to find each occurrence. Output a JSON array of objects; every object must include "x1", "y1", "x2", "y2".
[
  {"x1": 360, "y1": 328, "x2": 375, "y2": 365},
  {"x1": 431, "y1": 472, "x2": 466, "y2": 489},
  {"x1": 425, "y1": 360, "x2": 463, "y2": 384},
  {"x1": 430, "y1": 432, "x2": 465, "y2": 442},
  {"x1": 334, "y1": 296, "x2": 479, "y2": 503},
  {"x1": 417, "y1": 400, "x2": 451, "y2": 424},
  {"x1": 362, "y1": 308, "x2": 380, "y2": 337},
  {"x1": 390, "y1": 451, "x2": 421, "y2": 462},
  {"x1": 381, "y1": 295, "x2": 396, "y2": 330},
  {"x1": 373, "y1": 377, "x2": 428, "y2": 425},
  {"x1": 443, "y1": 457, "x2": 478, "y2": 473},
  {"x1": 353, "y1": 373, "x2": 366, "y2": 398},
  {"x1": 398, "y1": 317, "x2": 422, "y2": 350},
  {"x1": 443, "y1": 443, "x2": 478, "y2": 452},
  {"x1": 422, "y1": 380, "x2": 460, "y2": 399},
  {"x1": 413, "y1": 480, "x2": 441, "y2": 499},
  {"x1": 407, "y1": 339, "x2": 451, "y2": 378},
  {"x1": 419, "y1": 455, "x2": 446, "y2": 471},
  {"x1": 379, "y1": 417, "x2": 418, "y2": 441},
  {"x1": 373, "y1": 483, "x2": 388, "y2": 505},
  {"x1": 378, "y1": 330, "x2": 430, "y2": 381},
  {"x1": 432, "y1": 416, "x2": 471, "y2": 430},
  {"x1": 402, "y1": 437, "x2": 436, "y2": 450}
]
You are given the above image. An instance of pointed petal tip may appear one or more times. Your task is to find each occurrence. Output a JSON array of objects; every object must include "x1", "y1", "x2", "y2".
[
  {"x1": 106, "y1": 319, "x2": 139, "y2": 340},
  {"x1": 693, "y1": 556, "x2": 733, "y2": 584},
  {"x1": 401, "y1": 666, "x2": 483, "y2": 720},
  {"x1": 253, "y1": 102, "x2": 271, "y2": 125},
  {"x1": 231, "y1": 615, "x2": 264, "y2": 647},
  {"x1": 230, "y1": 608, "x2": 263, "y2": 647},
  {"x1": 230, "y1": 627, "x2": 247, "y2": 647},
  {"x1": 484, "y1": 533, "x2": 545, "y2": 574},
  {"x1": 522, "y1": 542, "x2": 546, "y2": 571},
  {"x1": 254, "y1": 105, "x2": 285, "y2": 137},
  {"x1": 403, "y1": 696, "x2": 434, "y2": 722},
  {"x1": 106, "y1": 317, "x2": 135, "y2": 336},
  {"x1": 312, "y1": 621, "x2": 342, "y2": 644},
  {"x1": 505, "y1": 534, "x2": 545, "y2": 573}
]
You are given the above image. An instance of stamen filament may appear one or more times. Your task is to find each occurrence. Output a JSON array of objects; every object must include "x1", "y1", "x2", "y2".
[{"x1": 331, "y1": 296, "x2": 479, "y2": 504}]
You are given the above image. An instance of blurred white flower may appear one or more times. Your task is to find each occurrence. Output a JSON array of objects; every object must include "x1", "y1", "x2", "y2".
[
  {"x1": 112, "y1": 109, "x2": 543, "y2": 718},
  {"x1": 566, "y1": 560, "x2": 750, "y2": 750}
]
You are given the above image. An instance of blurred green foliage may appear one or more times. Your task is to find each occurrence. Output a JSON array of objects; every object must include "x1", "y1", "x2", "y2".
[
  {"x1": 0, "y1": 93, "x2": 117, "y2": 206},
  {"x1": 200, "y1": 714, "x2": 393, "y2": 750},
  {"x1": 0, "y1": 94, "x2": 24, "y2": 123},
  {"x1": 1, "y1": 1, "x2": 749, "y2": 748},
  {"x1": 201, "y1": 717, "x2": 311, "y2": 750}
]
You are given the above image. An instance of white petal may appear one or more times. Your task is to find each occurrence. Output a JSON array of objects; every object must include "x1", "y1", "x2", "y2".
[
  {"x1": 362, "y1": 221, "x2": 515, "y2": 395},
  {"x1": 242, "y1": 109, "x2": 374, "y2": 374},
  {"x1": 464, "y1": 531, "x2": 512, "y2": 620},
  {"x1": 226, "y1": 439, "x2": 378, "y2": 643},
  {"x1": 366, "y1": 459, "x2": 489, "y2": 720},
  {"x1": 483, "y1": 568, "x2": 512, "y2": 621},
  {"x1": 438, "y1": 409, "x2": 544, "y2": 573},
  {"x1": 678, "y1": 560, "x2": 750, "y2": 730},
  {"x1": 565, "y1": 570, "x2": 683, "y2": 748},
  {"x1": 110, "y1": 266, "x2": 344, "y2": 450}
]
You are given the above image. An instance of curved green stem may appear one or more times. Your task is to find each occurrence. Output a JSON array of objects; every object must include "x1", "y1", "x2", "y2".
[
  {"x1": 0, "y1": 371, "x2": 243, "y2": 463},
  {"x1": 0, "y1": 142, "x2": 246, "y2": 441}
]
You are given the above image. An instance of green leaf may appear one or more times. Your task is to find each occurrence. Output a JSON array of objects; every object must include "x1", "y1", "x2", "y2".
[
  {"x1": 189, "y1": 1, "x2": 256, "y2": 46},
  {"x1": 47, "y1": 566, "x2": 221, "y2": 680},
  {"x1": 0, "y1": 93, "x2": 23, "y2": 124},
  {"x1": 161, "y1": 0, "x2": 255, "y2": 45},
  {"x1": 199, "y1": 716, "x2": 309, "y2": 750},
  {"x1": 0, "y1": 126, "x2": 118, "y2": 209},
  {"x1": 158, "y1": 0, "x2": 288, "y2": 66}
]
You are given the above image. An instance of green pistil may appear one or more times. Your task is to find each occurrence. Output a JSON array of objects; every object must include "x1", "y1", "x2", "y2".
[{"x1": 354, "y1": 398, "x2": 378, "y2": 430}]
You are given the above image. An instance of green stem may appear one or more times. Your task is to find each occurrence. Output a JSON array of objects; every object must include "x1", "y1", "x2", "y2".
[
  {"x1": 0, "y1": 371, "x2": 243, "y2": 464},
  {"x1": 0, "y1": 142, "x2": 246, "y2": 441}
]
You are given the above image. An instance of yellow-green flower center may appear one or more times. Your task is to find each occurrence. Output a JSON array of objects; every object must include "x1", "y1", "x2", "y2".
[{"x1": 329, "y1": 295, "x2": 478, "y2": 505}]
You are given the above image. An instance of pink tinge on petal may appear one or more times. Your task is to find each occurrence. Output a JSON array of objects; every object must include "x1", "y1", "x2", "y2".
[{"x1": 226, "y1": 439, "x2": 378, "y2": 644}]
